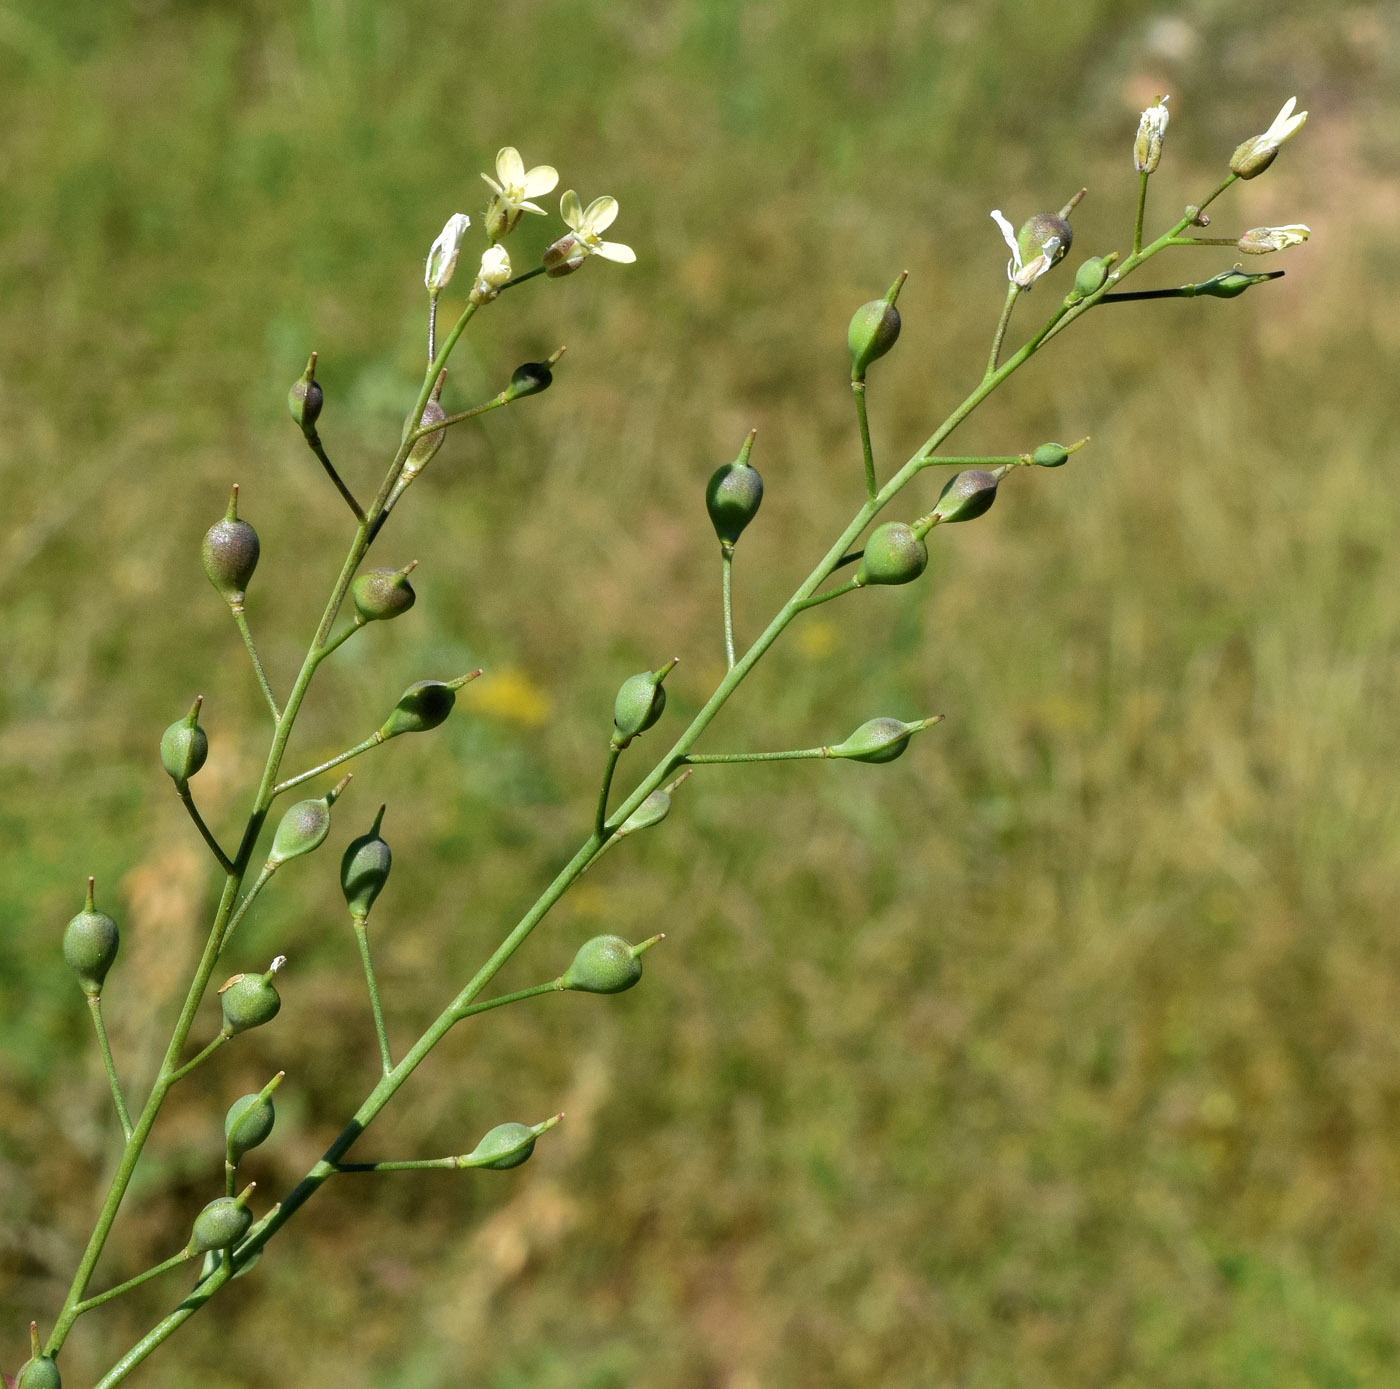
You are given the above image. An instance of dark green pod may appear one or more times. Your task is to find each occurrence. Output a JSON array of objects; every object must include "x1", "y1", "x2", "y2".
[
  {"x1": 467, "y1": 1122, "x2": 539, "y2": 1170},
  {"x1": 612, "y1": 661, "x2": 676, "y2": 745},
  {"x1": 190, "y1": 1194, "x2": 253, "y2": 1253},
  {"x1": 219, "y1": 959, "x2": 284, "y2": 1036},
  {"x1": 160, "y1": 695, "x2": 209, "y2": 786},
  {"x1": 63, "y1": 878, "x2": 119, "y2": 997},
  {"x1": 706, "y1": 432, "x2": 763, "y2": 547},
  {"x1": 16, "y1": 1355, "x2": 61, "y2": 1389},
  {"x1": 378, "y1": 676, "x2": 472, "y2": 739},
  {"x1": 505, "y1": 361, "x2": 554, "y2": 401},
  {"x1": 341, "y1": 806, "x2": 392, "y2": 920},
  {"x1": 287, "y1": 353, "x2": 323, "y2": 434},
  {"x1": 562, "y1": 934, "x2": 661, "y2": 994},
  {"x1": 856, "y1": 522, "x2": 928, "y2": 586},
  {"x1": 202, "y1": 487, "x2": 259, "y2": 605},
  {"x1": 932, "y1": 469, "x2": 999, "y2": 524},
  {"x1": 352, "y1": 564, "x2": 417, "y2": 623}
]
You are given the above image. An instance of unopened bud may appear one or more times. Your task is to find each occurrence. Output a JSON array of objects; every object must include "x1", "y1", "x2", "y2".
[
  {"x1": 469, "y1": 245, "x2": 512, "y2": 304},
  {"x1": 63, "y1": 877, "x2": 119, "y2": 997},
  {"x1": 562, "y1": 933, "x2": 663, "y2": 994},
  {"x1": 1133, "y1": 96, "x2": 1169, "y2": 174},
  {"x1": 855, "y1": 522, "x2": 928, "y2": 587},
  {"x1": 543, "y1": 234, "x2": 586, "y2": 278},
  {"x1": 425, "y1": 213, "x2": 470, "y2": 292},
  {"x1": 352, "y1": 563, "x2": 417, "y2": 623},
  {"x1": 219, "y1": 958, "x2": 285, "y2": 1036},
  {"x1": 341, "y1": 805, "x2": 392, "y2": 920},
  {"x1": 160, "y1": 695, "x2": 209, "y2": 788},
  {"x1": 705, "y1": 430, "x2": 763, "y2": 547},
  {"x1": 202, "y1": 486, "x2": 260, "y2": 605}
]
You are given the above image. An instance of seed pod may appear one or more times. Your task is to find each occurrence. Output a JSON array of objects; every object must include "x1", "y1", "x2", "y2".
[
  {"x1": 189, "y1": 1188, "x2": 254, "y2": 1253},
  {"x1": 268, "y1": 781, "x2": 346, "y2": 867},
  {"x1": 829, "y1": 715, "x2": 940, "y2": 765},
  {"x1": 287, "y1": 353, "x2": 323, "y2": 435},
  {"x1": 562, "y1": 933, "x2": 662, "y2": 995},
  {"x1": 341, "y1": 806, "x2": 392, "y2": 920},
  {"x1": 160, "y1": 695, "x2": 209, "y2": 787},
  {"x1": 202, "y1": 487, "x2": 260, "y2": 605},
  {"x1": 378, "y1": 673, "x2": 476, "y2": 740},
  {"x1": 352, "y1": 563, "x2": 417, "y2": 624},
  {"x1": 466, "y1": 1122, "x2": 539, "y2": 1170},
  {"x1": 225, "y1": 1073, "x2": 283, "y2": 1165},
  {"x1": 618, "y1": 787, "x2": 673, "y2": 837},
  {"x1": 504, "y1": 361, "x2": 554, "y2": 402},
  {"x1": 706, "y1": 431, "x2": 763, "y2": 547},
  {"x1": 63, "y1": 878, "x2": 119, "y2": 997},
  {"x1": 847, "y1": 271, "x2": 906, "y2": 381},
  {"x1": 219, "y1": 958, "x2": 284, "y2": 1036},
  {"x1": 407, "y1": 398, "x2": 445, "y2": 470},
  {"x1": 1018, "y1": 212, "x2": 1073, "y2": 271},
  {"x1": 612, "y1": 660, "x2": 677, "y2": 747},
  {"x1": 856, "y1": 522, "x2": 928, "y2": 587},
  {"x1": 16, "y1": 1357, "x2": 60, "y2": 1389},
  {"x1": 1072, "y1": 257, "x2": 1111, "y2": 300},
  {"x1": 1032, "y1": 442, "x2": 1070, "y2": 468},
  {"x1": 932, "y1": 469, "x2": 999, "y2": 524}
]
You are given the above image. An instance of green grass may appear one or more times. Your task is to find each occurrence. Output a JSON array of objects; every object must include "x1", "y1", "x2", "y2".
[{"x1": 1, "y1": 0, "x2": 1398, "y2": 1384}]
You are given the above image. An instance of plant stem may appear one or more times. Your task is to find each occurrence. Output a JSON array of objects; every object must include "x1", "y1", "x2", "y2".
[
  {"x1": 166, "y1": 1033, "x2": 227, "y2": 1087},
  {"x1": 274, "y1": 734, "x2": 384, "y2": 797},
  {"x1": 852, "y1": 380, "x2": 876, "y2": 499},
  {"x1": 1133, "y1": 170, "x2": 1149, "y2": 255},
  {"x1": 305, "y1": 432, "x2": 365, "y2": 522},
  {"x1": 353, "y1": 920, "x2": 393, "y2": 1076},
  {"x1": 177, "y1": 787, "x2": 233, "y2": 873},
  {"x1": 230, "y1": 606, "x2": 280, "y2": 721},
  {"x1": 985, "y1": 283, "x2": 1020, "y2": 378},
  {"x1": 73, "y1": 1249, "x2": 196, "y2": 1315},
  {"x1": 685, "y1": 747, "x2": 828, "y2": 764},
  {"x1": 87, "y1": 997, "x2": 132, "y2": 1140},
  {"x1": 316, "y1": 618, "x2": 365, "y2": 662},
  {"x1": 218, "y1": 864, "x2": 276, "y2": 952},
  {"x1": 720, "y1": 546, "x2": 736, "y2": 668},
  {"x1": 595, "y1": 744, "x2": 622, "y2": 837}
]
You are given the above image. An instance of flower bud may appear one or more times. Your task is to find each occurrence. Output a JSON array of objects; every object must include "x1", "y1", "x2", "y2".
[
  {"x1": 562, "y1": 933, "x2": 662, "y2": 994},
  {"x1": 1133, "y1": 96, "x2": 1169, "y2": 174},
  {"x1": 160, "y1": 695, "x2": 209, "y2": 788},
  {"x1": 352, "y1": 562, "x2": 417, "y2": 624},
  {"x1": 1230, "y1": 97, "x2": 1307, "y2": 179},
  {"x1": 63, "y1": 878, "x2": 119, "y2": 997},
  {"x1": 932, "y1": 469, "x2": 999, "y2": 524},
  {"x1": 829, "y1": 715, "x2": 940, "y2": 765},
  {"x1": 189, "y1": 1186, "x2": 255, "y2": 1253},
  {"x1": 1071, "y1": 256, "x2": 1112, "y2": 300},
  {"x1": 1032, "y1": 442, "x2": 1070, "y2": 468},
  {"x1": 465, "y1": 1117, "x2": 562, "y2": 1171},
  {"x1": 225, "y1": 1073, "x2": 283, "y2": 1164},
  {"x1": 856, "y1": 522, "x2": 928, "y2": 587},
  {"x1": 341, "y1": 806, "x2": 391, "y2": 920},
  {"x1": 705, "y1": 430, "x2": 763, "y2": 547},
  {"x1": 269, "y1": 779, "x2": 347, "y2": 867},
  {"x1": 504, "y1": 360, "x2": 554, "y2": 402},
  {"x1": 612, "y1": 659, "x2": 677, "y2": 747},
  {"x1": 847, "y1": 272, "x2": 906, "y2": 381},
  {"x1": 202, "y1": 486, "x2": 260, "y2": 605},
  {"x1": 377, "y1": 673, "x2": 477, "y2": 740},
  {"x1": 287, "y1": 353, "x2": 323, "y2": 436},
  {"x1": 469, "y1": 245, "x2": 512, "y2": 305},
  {"x1": 542, "y1": 234, "x2": 586, "y2": 278},
  {"x1": 219, "y1": 958, "x2": 284, "y2": 1036},
  {"x1": 425, "y1": 213, "x2": 470, "y2": 292}
]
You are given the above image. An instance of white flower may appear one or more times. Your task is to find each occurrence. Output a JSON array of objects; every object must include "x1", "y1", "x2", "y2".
[
  {"x1": 1237, "y1": 223, "x2": 1311, "y2": 254},
  {"x1": 991, "y1": 209, "x2": 1060, "y2": 288},
  {"x1": 1134, "y1": 95, "x2": 1169, "y2": 173},
  {"x1": 559, "y1": 190, "x2": 636, "y2": 264},
  {"x1": 469, "y1": 245, "x2": 513, "y2": 303},
  {"x1": 481, "y1": 147, "x2": 558, "y2": 239},
  {"x1": 425, "y1": 213, "x2": 471, "y2": 292},
  {"x1": 1230, "y1": 97, "x2": 1308, "y2": 178}
]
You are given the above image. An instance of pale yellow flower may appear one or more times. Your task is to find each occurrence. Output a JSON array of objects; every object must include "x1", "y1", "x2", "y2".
[
  {"x1": 482, "y1": 147, "x2": 558, "y2": 239},
  {"x1": 1230, "y1": 97, "x2": 1308, "y2": 178},
  {"x1": 559, "y1": 190, "x2": 636, "y2": 264},
  {"x1": 469, "y1": 245, "x2": 512, "y2": 303}
]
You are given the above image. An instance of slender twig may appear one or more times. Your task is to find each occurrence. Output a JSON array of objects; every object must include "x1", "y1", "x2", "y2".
[
  {"x1": 595, "y1": 744, "x2": 623, "y2": 837},
  {"x1": 853, "y1": 380, "x2": 877, "y2": 499},
  {"x1": 315, "y1": 618, "x2": 365, "y2": 663},
  {"x1": 427, "y1": 290, "x2": 439, "y2": 365},
  {"x1": 454, "y1": 979, "x2": 565, "y2": 1022},
  {"x1": 353, "y1": 920, "x2": 393, "y2": 1076},
  {"x1": 274, "y1": 734, "x2": 383, "y2": 797},
  {"x1": 87, "y1": 997, "x2": 133, "y2": 1140},
  {"x1": 176, "y1": 787, "x2": 233, "y2": 874},
  {"x1": 793, "y1": 579, "x2": 860, "y2": 611},
  {"x1": 166, "y1": 1033, "x2": 227, "y2": 1087},
  {"x1": 304, "y1": 433, "x2": 365, "y2": 522},
  {"x1": 230, "y1": 607, "x2": 280, "y2": 721},
  {"x1": 985, "y1": 284, "x2": 1020, "y2": 378},
  {"x1": 411, "y1": 394, "x2": 508, "y2": 437},
  {"x1": 1133, "y1": 170, "x2": 1150, "y2": 256},
  {"x1": 721, "y1": 546, "x2": 736, "y2": 668},
  {"x1": 684, "y1": 747, "x2": 829, "y2": 764},
  {"x1": 218, "y1": 864, "x2": 276, "y2": 953}
]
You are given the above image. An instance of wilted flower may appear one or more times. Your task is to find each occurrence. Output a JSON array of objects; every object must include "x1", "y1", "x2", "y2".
[
  {"x1": 1134, "y1": 95, "x2": 1169, "y2": 174},
  {"x1": 1230, "y1": 97, "x2": 1308, "y2": 179},
  {"x1": 424, "y1": 213, "x2": 471, "y2": 292},
  {"x1": 469, "y1": 245, "x2": 513, "y2": 303},
  {"x1": 1237, "y1": 224, "x2": 1311, "y2": 254},
  {"x1": 990, "y1": 209, "x2": 1069, "y2": 288},
  {"x1": 482, "y1": 147, "x2": 558, "y2": 240}
]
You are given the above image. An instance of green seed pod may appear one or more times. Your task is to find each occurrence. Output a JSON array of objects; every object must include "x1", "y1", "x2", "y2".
[
  {"x1": 225, "y1": 1073, "x2": 283, "y2": 1164},
  {"x1": 618, "y1": 788, "x2": 672, "y2": 836},
  {"x1": 1192, "y1": 268, "x2": 1273, "y2": 299},
  {"x1": 268, "y1": 788, "x2": 339, "y2": 867},
  {"x1": 932, "y1": 469, "x2": 999, "y2": 524},
  {"x1": 856, "y1": 522, "x2": 928, "y2": 587},
  {"x1": 407, "y1": 399, "x2": 446, "y2": 469},
  {"x1": 160, "y1": 695, "x2": 209, "y2": 787},
  {"x1": 612, "y1": 660, "x2": 677, "y2": 746},
  {"x1": 1072, "y1": 256, "x2": 1111, "y2": 300},
  {"x1": 219, "y1": 958, "x2": 284, "y2": 1037},
  {"x1": 562, "y1": 933, "x2": 663, "y2": 994},
  {"x1": 829, "y1": 716, "x2": 932, "y2": 764},
  {"x1": 378, "y1": 673, "x2": 476, "y2": 740},
  {"x1": 706, "y1": 431, "x2": 763, "y2": 547},
  {"x1": 1032, "y1": 442, "x2": 1070, "y2": 468},
  {"x1": 189, "y1": 1190, "x2": 254, "y2": 1253},
  {"x1": 504, "y1": 361, "x2": 554, "y2": 402},
  {"x1": 341, "y1": 806, "x2": 392, "y2": 920},
  {"x1": 847, "y1": 271, "x2": 906, "y2": 381},
  {"x1": 1018, "y1": 212, "x2": 1073, "y2": 273},
  {"x1": 63, "y1": 878, "x2": 119, "y2": 997},
  {"x1": 352, "y1": 563, "x2": 417, "y2": 624},
  {"x1": 287, "y1": 353, "x2": 323, "y2": 435},
  {"x1": 467, "y1": 1122, "x2": 539, "y2": 1170},
  {"x1": 202, "y1": 486, "x2": 260, "y2": 605},
  {"x1": 16, "y1": 1356, "x2": 61, "y2": 1389}
]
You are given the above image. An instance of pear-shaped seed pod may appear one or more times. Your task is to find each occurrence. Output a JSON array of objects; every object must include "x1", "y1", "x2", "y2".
[
  {"x1": 504, "y1": 361, "x2": 554, "y2": 401},
  {"x1": 202, "y1": 487, "x2": 260, "y2": 604},
  {"x1": 341, "y1": 806, "x2": 392, "y2": 919},
  {"x1": 16, "y1": 1355, "x2": 62, "y2": 1389},
  {"x1": 378, "y1": 679, "x2": 464, "y2": 739},
  {"x1": 63, "y1": 879, "x2": 119, "y2": 996},
  {"x1": 352, "y1": 564, "x2": 417, "y2": 623},
  {"x1": 932, "y1": 470, "x2": 999, "y2": 524},
  {"x1": 1017, "y1": 212, "x2": 1073, "y2": 271},
  {"x1": 561, "y1": 935, "x2": 655, "y2": 995},
  {"x1": 160, "y1": 696, "x2": 209, "y2": 786},
  {"x1": 407, "y1": 399, "x2": 446, "y2": 470},
  {"x1": 287, "y1": 354, "x2": 323, "y2": 434},
  {"x1": 830, "y1": 717, "x2": 917, "y2": 764},
  {"x1": 1032, "y1": 442, "x2": 1070, "y2": 468},
  {"x1": 225, "y1": 1090, "x2": 277, "y2": 1164},
  {"x1": 856, "y1": 522, "x2": 928, "y2": 587},
  {"x1": 847, "y1": 298, "x2": 901, "y2": 379},
  {"x1": 219, "y1": 960, "x2": 284, "y2": 1036},
  {"x1": 612, "y1": 666, "x2": 673, "y2": 744},
  {"x1": 190, "y1": 1194, "x2": 253, "y2": 1253},
  {"x1": 467, "y1": 1122, "x2": 539, "y2": 1170},
  {"x1": 705, "y1": 432, "x2": 763, "y2": 546},
  {"x1": 1072, "y1": 257, "x2": 1111, "y2": 300},
  {"x1": 269, "y1": 797, "x2": 332, "y2": 866}
]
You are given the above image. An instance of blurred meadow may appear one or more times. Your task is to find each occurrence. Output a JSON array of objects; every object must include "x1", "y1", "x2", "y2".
[{"x1": 1, "y1": 0, "x2": 1398, "y2": 1384}]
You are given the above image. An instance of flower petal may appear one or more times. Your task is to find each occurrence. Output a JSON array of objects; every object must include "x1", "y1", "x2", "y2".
[
  {"x1": 481, "y1": 173, "x2": 504, "y2": 196},
  {"x1": 518, "y1": 199, "x2": 548, "y2": 216},
  {"x1": 496, "y1": 147, "x2": 525, "y2": 186},
  {"x1": 523, "y1": 164, "x2": 559, "y2": 197},
  {"x1": 594, "y1": 239, "x2": 636, "y2": 264},
  {"x1": 990, "y1": 210, "x2": 1021, "y2": 267},
  {"x1": 581, "y1": 195, "x2": 619, "y2": 233},
  {"x1": 560, "y1": 189, "x2": 583, "y2": 231}
]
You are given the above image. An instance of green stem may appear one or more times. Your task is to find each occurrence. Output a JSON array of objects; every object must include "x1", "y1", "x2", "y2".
[
  {"x1": 985, "y1": 284, "x2": 1020, "y2": 378},
  {"x1": 166, "y1": 1033, "x2": 227, "y2": 1087},
  {"x1": 177, "y1": 787, "x2": 233, "y2": 873},
  {"x1": 274, "y1": 734, "x2": 383, "y2": 797},
  {"x1": 852, "y1": 380, "x2": 876, "y2": 499},
  {"x1": 419, "y1": 394, "x2": 508, "y2": 435},
  {"x1": 1133, "y1": 170, "x2": 1150, "y2": 256},
  {"x1": 794, "y1": 579, "x2": 860, "y2": 611},
  {"x1": 87, "y1": 996, "x2": 132, "y2": 1141},
  {"x1": 230, "y1": 606, "x2": 280, "y2": 721},
  {"x1": 73, "y1": 1249, "x2": 196, "y2": 1316},
  {"x1": 721, "y1": 545, "x2": 736, "y2": 668},
  {"x1": 454, "y1": 979, "x2": 565, "y2": 1021},
  {"x1": 316, "y1": 618, "x2": 365, "y2": 662},
  {"x1": 90, "y1": 1263, "x2": 233, "y2": 1389},
  {"x1": 305, "y1": 432, "x2": 365, "y2": 522},
  {"x1": 595, "y1": 744, "x2": 622, "y2": 838},
  {"x1": 684, "y1": 747, "x2": 829, "y2": 764},
  {"x1": 353, "y1": 919, "x2": 393, "y2": 1076},
  {"x1": 502, "y1": 265, "x2": 548, "y2": 291},
  {"x1": 218, "y1": 863, "x2": 276, "y2": 953}
]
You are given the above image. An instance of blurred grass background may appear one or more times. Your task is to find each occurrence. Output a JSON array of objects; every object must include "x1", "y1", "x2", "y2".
[{"x1": 0, "y1": 0, "x2": 1397, "y2": 1384}]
